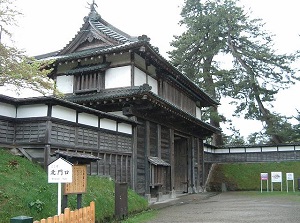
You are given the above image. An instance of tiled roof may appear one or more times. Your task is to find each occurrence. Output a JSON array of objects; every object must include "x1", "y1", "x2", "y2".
[
  {"x1": 66, "y1": 84, "x2": 151, "y2": 102},
  {"x1": 90, "y1": 20, "x2": 130, "y2": 43},
  {"x1": 54, "y1": 150, "x2": 101, "y2": 161},
  {"x1": 62, "y1": 62, "x2": 111, "y2": 75}
]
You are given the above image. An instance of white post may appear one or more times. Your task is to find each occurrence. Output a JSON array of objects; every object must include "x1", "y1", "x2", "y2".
[
  {"x1": 293, "y1": 179, "x2": 295, "y2": 192},
  {"x1": 271, "y1": 182, "x2": 273, "y2": 192},
  {"x1": 287, "y1": 180, "x2": 289, "y2": 193},
  {"x1": 58, "y1": 182, "x2": 62, "y2": 215},
  {"x1": 260, "y1": 180, "x2": 262, "y2": 193},
  {"x1": 267, "y1": 179, "x2": 269, "y2": 192}
]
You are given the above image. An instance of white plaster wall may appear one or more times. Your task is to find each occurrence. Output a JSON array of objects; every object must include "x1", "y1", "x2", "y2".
[
  {"x1": 105, "y1": 66, "x2": 131, "y2": 89},
  {"x1": 148, "y1": 75, "x2": 158, "y2": 94},
  {"x1": 134, "y1": 67, "x2": 147, "y2": 86},
  {"x1": 78, "y1": 113, "x2": 98, "y2": 127},
  {"x1": 0, "y1": 102, "x2": 16, "y2": 118},
  {"x1": 214, "y1": 148, "x2": 230, "y2": 154},
  {"x1": 229, "y1": 148, "x2": 245, "y2": 153},
  {"x1": 261, "y1": 147, "x2": 277, "y2": 152},
  {"x1": 118, "y1": 123, "x2": 132, "y2": 134},
  {"x1": 278, "y1": 146, "x2": 294, "y2": 151},
  {"x1": 196, "y1": 107, "x2": 201, "y2": 119},
  {"x1": 56, "y1": 75, "x2": 74, "y2": 94},
  {"x1": 245, "y1": 147, "x2": 261, "y2": 153},
  {"x1": 100, "y1": 118, "x2": 117, "y2": 131},
  {"x1": 17, "y1": 104, "x2": 48, "y2": 118},
  {"x1": 51, "y1": 105, "x2": 76, "y2": 122}
]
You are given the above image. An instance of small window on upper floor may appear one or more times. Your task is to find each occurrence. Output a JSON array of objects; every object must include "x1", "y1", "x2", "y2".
[{"x1": 74, "y1": 72, "x2": 104, "y2": 94}]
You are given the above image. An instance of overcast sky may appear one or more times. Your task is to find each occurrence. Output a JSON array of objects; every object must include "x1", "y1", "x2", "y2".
[{"x1": 6, "y1": 0, "x2": 300, "y2": 137}]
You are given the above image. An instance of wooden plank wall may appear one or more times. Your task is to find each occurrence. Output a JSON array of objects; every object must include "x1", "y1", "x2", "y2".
[
  {"x1": 50, "y1": 122, "x2": 76, "y2": 146},
  {"x1": 149, "y1": 123, "x2": 157, "y2": 157},
  {"x1": 136, "y1": 120, "x2": 146, "y2": 194},
  {"x1": 136, "y1": 119, "x2": 172, "y2": 195},
  {"x1": 1, "y1": 117, "x2": 133, "y2": 185},
  {"x1": 161, "y1": 126, "x2": 171, "y2": 192},
  {"x1": 0, "y1": 119, "x2": 14, "y2": 144},
  {"x1": 88, "y1": 152, "x2": 131, "y2": 183},
  {"x1": 15, "y1": 121, "x2": 47, "y2": 144},
  {"x1": 162, "y1": 82, "x2": 196, "y2": 116}
]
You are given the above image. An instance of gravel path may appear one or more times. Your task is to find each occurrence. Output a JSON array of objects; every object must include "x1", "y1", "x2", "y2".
[{"x1": 147, "y1": 192, "x2": 300, "y2": 223}]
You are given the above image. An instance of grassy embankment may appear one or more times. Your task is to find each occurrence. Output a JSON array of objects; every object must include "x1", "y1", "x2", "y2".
[
  {"x1": 209, "y1": 162, "x2": 300, "y2": 191},
  {"x1": 0, "y1": 149, "x2": 148, "y2": 222},
  {"x1": 3, "y1": 147, "x2": 300, "y2": 223}
]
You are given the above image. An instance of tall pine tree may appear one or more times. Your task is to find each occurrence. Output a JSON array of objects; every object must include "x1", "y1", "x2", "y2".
[{"x1": 169, "y1": 0, "x2": 299, "y2": 145}]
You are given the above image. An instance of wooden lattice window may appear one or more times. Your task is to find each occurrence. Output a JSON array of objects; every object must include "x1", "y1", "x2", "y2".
[
  {"x1": 150, "y1": 164, "x2": 164, "y2": 187},
  {"x1": 148, "y1": 156, "x2": 170, "y2": 188},
  {"x1": 74, "y1": 72, "x2": 104, "y2": 93}
]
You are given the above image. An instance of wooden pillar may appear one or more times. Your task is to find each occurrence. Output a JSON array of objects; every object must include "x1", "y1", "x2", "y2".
[
  {"x1": 190, "y1": 137, "x2": 196, "y2": 193},
  {"x1": 144, "y1": 121, "x2": 151, "y2": 194},
  {"x1": 187, "y1": 137, "x2": 195, "y2": 193},
  {"x1": 131, "y1": 117, "x2": 138, "y2": 191},
  {"x1": 196, "y1": 138, "x2": 202, "y2": 190},
  {"x1": 44, "y1": 119, "x2": 52, "y2": 170},
  {"x1": 44, "y1": 144, "x2": 51, "y2": 170},
  {"x1": 157, "y1": 124, "x2": 161, "y2": 158},
  {"x1": 130, "y1": 52, "x2": 135, "y2": 87},
  {"x1": 199, "y1": 140, "x2": 205, "y2": 186},
  {"x1": 170, "y1": 129, "x2": 175, "y2": 190}
]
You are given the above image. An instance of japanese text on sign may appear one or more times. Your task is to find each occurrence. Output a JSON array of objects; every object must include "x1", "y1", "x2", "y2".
[
  {"x1": 48, "y1": 158, "x2": 73, "y2": 183},
  {"x1": 64, "y1": 165, "x2": 87, "y2": 194}
]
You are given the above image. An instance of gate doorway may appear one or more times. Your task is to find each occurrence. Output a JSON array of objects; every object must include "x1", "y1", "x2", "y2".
[{"x1": 174, "y1": 135, "x2": 188, "y2": 193}]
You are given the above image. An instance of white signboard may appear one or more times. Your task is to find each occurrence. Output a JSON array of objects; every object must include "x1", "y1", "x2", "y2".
[
  {"x1": 286, "y1": 173, "x2": 294, "y2": 181},
  {"x1": 48, "y1": 157, "x2": 73, "y2": 215},
  {"x1": 261, "y1": 173, "x2": 268, "y2": 181},
  {"x1": 271, "y1": 172, "x2": 282, "y2": 192},
  {"x1": 48, "y1": 157, "x2": 73, "y2": 183},
  {"x1": 271, "y1": 172, "x2": 282, "y2": 183},
  {"x1": 286, "y1": 173, "x2": 295, "y2": 193}
]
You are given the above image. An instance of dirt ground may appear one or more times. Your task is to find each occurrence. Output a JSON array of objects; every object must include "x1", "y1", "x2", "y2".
[{"x1": 147, "y1": 192, "x2": 300, "y2": 223}]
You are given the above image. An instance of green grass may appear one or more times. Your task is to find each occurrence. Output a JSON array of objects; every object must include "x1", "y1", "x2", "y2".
[
  {"x1": 209, "y1": 162, "x2": 300, "y2": 191},
  {"x1": 0, "y1": 148, "x2": 148, "y2": 222},
  {"x1": 121, "y1": 210, "x2": 157, "y2": 223}
]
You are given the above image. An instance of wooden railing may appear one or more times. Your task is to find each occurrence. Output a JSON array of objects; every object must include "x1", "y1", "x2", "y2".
[{"x1": 33, "y1": 201, "x2": 95, "y2": 223}]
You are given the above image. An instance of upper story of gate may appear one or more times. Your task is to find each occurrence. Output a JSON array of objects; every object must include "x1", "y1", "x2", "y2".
[{"x1": 37, "y1": 3, "x2": 219, "y2": 123}]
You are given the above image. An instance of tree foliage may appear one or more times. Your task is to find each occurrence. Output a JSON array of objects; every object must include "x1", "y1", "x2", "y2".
[
  {"x1": 0, "y1": 0, "x2": 55, "y2": 95},
  {"x1": 169, "y1": 0, "x2": 299, "y2": 145}
]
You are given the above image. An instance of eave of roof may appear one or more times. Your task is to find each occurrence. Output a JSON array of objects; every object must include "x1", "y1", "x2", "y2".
[
  {"x1": 148, "y1": 156, "x2": 170, "y2": 166},
  {"x1": 66, "y1": 85, "x2": 221, "y2": 134},
  {"x1": 53, "y1": 150, "x2": 101, "y2": 165},
  {"x1": 61, "y1": 62, "x2": 111, "y2": 75}
]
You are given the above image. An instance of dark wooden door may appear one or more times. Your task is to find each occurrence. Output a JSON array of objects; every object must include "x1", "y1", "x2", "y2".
[{"x1": 174, "y1": 138, "x2": 188, "y2": 193}]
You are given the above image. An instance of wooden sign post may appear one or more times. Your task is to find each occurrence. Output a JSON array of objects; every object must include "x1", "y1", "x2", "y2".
[
  {"x1": 64, "y1": 165, "x2": 87, "y2": 209},
  {"x1": 286, "y1": 172, "x2": 295, "y2": 193},
  {"x1": 260, "y1": 173, "x2": 268, "y2": 193}
]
